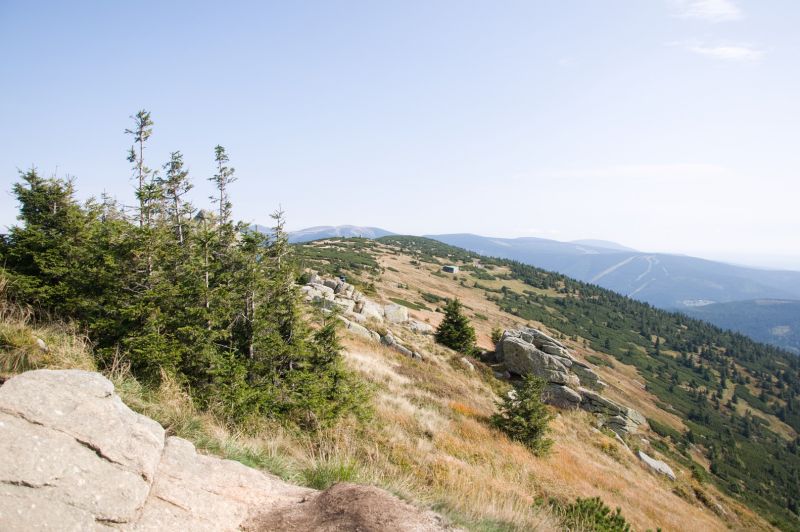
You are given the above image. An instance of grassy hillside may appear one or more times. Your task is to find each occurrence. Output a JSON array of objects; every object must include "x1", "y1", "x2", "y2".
[
  {"x1": 296, "y1": 236, "x2": 800, "y2": 530},
  {"x1": 2, "y1": 259, "x2": 772, "y2": 531}
]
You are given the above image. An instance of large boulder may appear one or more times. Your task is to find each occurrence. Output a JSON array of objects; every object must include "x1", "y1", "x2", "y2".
[
  {"x1": 638, "y1": 450, "x2": 676, "y2": 481},
  {"x1": 572, "y1": 365, "x2": 600, "y2": 388},
  {"x1": 0, "y1": 370, "x2": 451, "y2": 531},
  {"x1": 578, "y1": 387, "x2": 627, "y2": 417},
  {"x1": 501, "y1": 337, "x2": 578, "y2": 386},
  {"x1": 360, "y1": 301, "x2": 385, "y2": 321},
  {"x1": 542, "y1": 384, "x2": 582, "y2": 409},
  {"x1": 333, "y1": 296, "x2": 356, "y2": 313},
  {"x1": 384, "y1": 304, "x2": 409, "y2": 324},
  {"x1": 346, "y1": 321, "x2": 379, "y2": 342}
]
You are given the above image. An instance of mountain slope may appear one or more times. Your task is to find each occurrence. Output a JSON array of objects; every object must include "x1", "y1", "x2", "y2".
[
  {"x1": 427, "y1": 233, "x2": 800, "y2": 308},
  {"x1": 296, "y1": 235, "x2": 800, "y2": 530},
  {"x1": 684, "y1": 299, "x2": 800, "y2": 355}
]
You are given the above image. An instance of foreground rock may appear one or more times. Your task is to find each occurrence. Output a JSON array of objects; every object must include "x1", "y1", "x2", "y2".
[{"x1": 0, "y1": 370, "x2": 453, "y2": 531}]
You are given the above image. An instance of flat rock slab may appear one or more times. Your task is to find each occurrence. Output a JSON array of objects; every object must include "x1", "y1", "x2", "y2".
[
  {"x1": 0, "y1": 369, "x2": 455, "y2": 531},
  {"x1": 638, "y1": 450, "x2": 676, "y2": 481}
]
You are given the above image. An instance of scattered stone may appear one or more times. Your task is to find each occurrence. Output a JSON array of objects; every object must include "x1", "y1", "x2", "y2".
[
  {"x1": 638, "y1": 450, "x2": 676, "y2": 481},
  {"x1": 333, "y1": 296, "x2": 356, "y2": 313}
]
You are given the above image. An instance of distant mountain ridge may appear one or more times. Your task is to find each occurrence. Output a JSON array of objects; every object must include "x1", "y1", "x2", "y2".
[
  {"x1": 426, "y1": 233, "x2": 800, "y2": 310},
  {"x1": 280, "y1": 226, "x2": 800, "y2": 352},
  {"x1": 251, "y1": 224, "x2": 395, "y2": 243}
]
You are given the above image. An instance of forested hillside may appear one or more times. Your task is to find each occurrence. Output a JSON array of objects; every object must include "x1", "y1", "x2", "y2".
[
  {"x1": 296, "y1": 235, "x2": 800, "y2": 530},
  {"x1": 684, "y1": 299, "x2": 800, "y2": 355}
]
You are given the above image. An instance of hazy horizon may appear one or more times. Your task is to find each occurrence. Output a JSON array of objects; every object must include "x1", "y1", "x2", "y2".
[{"x1": 2, "y1": 1, "x2": 799, "y2": 270}]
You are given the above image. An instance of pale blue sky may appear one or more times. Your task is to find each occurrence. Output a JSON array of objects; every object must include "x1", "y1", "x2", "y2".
[{"x1": 1, "y1": 1, "x2": 799, "y2": 268}]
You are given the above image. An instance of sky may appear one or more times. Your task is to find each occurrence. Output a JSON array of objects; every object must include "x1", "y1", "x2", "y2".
[{"x1": 1, "y1": 0, "x2": 799, "y2": 269}]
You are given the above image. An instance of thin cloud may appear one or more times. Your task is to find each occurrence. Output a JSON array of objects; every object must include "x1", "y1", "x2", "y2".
[
  {"x1": 673, "y1": 0, "x2": 743, "y2": 22},
  {"x1": 678, "y1": 41, "x2": 763, "y2": 61}
]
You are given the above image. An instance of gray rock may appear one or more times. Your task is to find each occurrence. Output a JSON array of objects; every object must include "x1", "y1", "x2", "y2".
[
  {"x1": 392, "y1": 344, "x2": 414, "y2": 357},
  {"x1": 406, "y1": 319, "x2": 435, "y2": 335},
  {"x1": 333, "y1": 296, "x2": 355, "y2": 313},
  {"x1": 0, "y1": 370, "x2": 165, "y2": 527},
  {"x1": 346, "y1": 322, "x2": 377, "y2": 342},
  {"x1": 638, "y1": 450, "x2": 676, "y2": 481},
  {"x1": 135, "y1": 437, "x2": 311, "y2": 531},
  {"x1": 578, "y1": 387, "x2": 626, "y2": 417},
  {"x1": 383, "y1": 304, "x2": 409, "y2": 324},
  {"x1": 0, "y1": 369, "x2": 449, "y2": 531},
  {"x1": 323, "y1": 279, "x2": 339, "y2": 291},
  {"x1": 381, "y1": 331, "x2": 397, "y2": 347},
  {"x1": 312, "y1": 284, "x2": 336, "y2": 299},
  {"x1": 501, "y1": 337, "x2": 577, "y2": 386},
  {"x1": 344, "y1": 311, "x2": 367, "y2": 324},
  {"x1": 360, "y1": 301, "x2": 385, "y2": 320},
  {"x1": 542, "y1": 384, "x2": 582, "y2": 409},
  {"x1": 572, "y1": 365, "x2": 600, "y2": 387}
]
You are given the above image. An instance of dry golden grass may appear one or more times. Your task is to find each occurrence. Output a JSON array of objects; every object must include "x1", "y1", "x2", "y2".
[{"x1": 0, "y1": 268, "x2": 777, "y2": 531}]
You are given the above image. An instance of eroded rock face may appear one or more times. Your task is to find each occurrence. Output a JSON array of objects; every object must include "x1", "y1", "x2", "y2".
[
  {"x1": 542, "y1": 384, "x2": 582, "y2": 409},
  {"x1": 497, "y1": 328, "x2": 646, "y2": 436},
  {"x1": 501, "y1": 336, "x2": 578, "y2": 386},
  {"x1": 0, "y1": 370, "x2": 452, "y2": 531}
]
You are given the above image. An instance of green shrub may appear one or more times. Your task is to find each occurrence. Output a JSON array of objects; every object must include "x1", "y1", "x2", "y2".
[
  {"x1": 421, "y1": 292, "x2": 443, "y2": 304},
  {"x1": 435, "y1": 298, "x2": 476, "y2": 355},
  {"x1": 301, "y1": 460, "x2": 360, "y2": 490},
  {"x1": 491, "y1": 375, "x2": 553, "y2": 456},
  {"x1": 550, "y1": 496, "x2": 632, "y2": 532},
  {"x1": 389, "y1": 297, "x2": 427, "y2": 311},
  {"x1": 586, "y1": 354, "x2": 613, "y2": 368}
]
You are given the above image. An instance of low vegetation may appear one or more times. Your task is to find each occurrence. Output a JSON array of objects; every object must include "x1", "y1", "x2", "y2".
[
  {"x1": 435, "y1": 298, "x2": 477, "y2": 355},
  {"x1": 491, "y1": 375, "x2": 553, "y2": 456}
]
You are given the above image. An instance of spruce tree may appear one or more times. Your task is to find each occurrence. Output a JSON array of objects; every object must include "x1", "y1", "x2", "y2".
[
  {"x1": 435, "y1": 298, "x2": 476, "y2": 354},
  {"x1": 491, "y1": 374, "x2": 553, "y2": 456}
]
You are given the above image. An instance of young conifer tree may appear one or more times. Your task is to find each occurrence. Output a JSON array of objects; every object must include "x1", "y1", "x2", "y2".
[
  {"x1": 435, "y1": 298, "x2": 476, "y2": 354},
  {"x1": 491, "y1": 374, "x2": 553, "y2": 456}
]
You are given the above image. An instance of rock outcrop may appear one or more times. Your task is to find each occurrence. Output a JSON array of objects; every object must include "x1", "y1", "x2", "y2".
[
  {"x1": 0, "y1": 370, "x2": 452, "y2": 531},
  {"x1": 638, "y1": 450, "x2": 676, "y2": 481},
  {"x1": 301, "y1": 273, "x2": 433, "y2": 361},
  {"x1": 496, "y1": 327, "x2": 646, "y2": 436}
]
